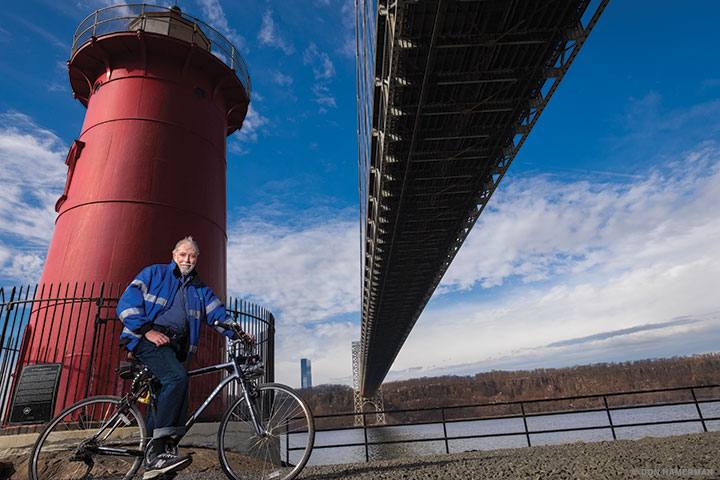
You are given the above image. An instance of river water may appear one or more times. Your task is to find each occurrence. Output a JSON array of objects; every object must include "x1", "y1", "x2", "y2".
[{"x1": 303, "y1": 401, "x2": 720, "y2": 466}]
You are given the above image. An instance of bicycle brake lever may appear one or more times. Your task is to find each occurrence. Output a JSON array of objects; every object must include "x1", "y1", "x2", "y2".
[{"x1": 215, "y1": 320, "x2": 249, "y2": 345}]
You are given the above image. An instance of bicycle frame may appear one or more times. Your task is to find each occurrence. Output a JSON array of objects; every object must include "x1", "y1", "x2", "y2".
[
  {"x1": 33, "y1": 333, "x2": 314, "y2": 480},
  {"x1": 86, "y1": 340, "x2": 262, "y2": 459},
  {"x1": 180, "y1": 349, "x2": 266, "y2": 440}
]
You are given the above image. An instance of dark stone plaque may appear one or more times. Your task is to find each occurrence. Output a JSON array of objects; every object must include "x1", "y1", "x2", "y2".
[{"x1": 9, "y1": 363, "x2": 62, "y2": 424}]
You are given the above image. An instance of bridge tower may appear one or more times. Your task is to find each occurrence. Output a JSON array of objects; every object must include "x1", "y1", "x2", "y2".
[
  {"x1": 352, "y1": 341, "x2": 385, "y2": 426},
  {"x1": 19, "y1": 4, "x2": 250, "y2": 413}
]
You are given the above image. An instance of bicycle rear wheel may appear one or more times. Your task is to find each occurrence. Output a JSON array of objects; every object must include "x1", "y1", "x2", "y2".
[
  {"x1": 29, "y1": 395, "x2": 148, "y2": 480},
  {"x1": 218, "y1": 383, "x2": 314, "y2": 480}
]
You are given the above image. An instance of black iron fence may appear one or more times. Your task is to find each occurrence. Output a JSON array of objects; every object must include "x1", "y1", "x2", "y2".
[
  {"x1": 310, "y1": 384, "x2": 720, "y2": 462},
  {"x1": 0, "y1": 283, "x2": 274, "y2": 431}
]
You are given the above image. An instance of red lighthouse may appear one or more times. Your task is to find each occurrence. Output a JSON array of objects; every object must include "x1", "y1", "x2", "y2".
[{"x1": 19, "y1": 4, "x2": 250, "y2": 413}]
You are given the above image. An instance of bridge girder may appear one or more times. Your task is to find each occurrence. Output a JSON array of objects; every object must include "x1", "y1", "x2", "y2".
[{"x1": 357, "y1": 0, "x2": 609, "y2": 396}]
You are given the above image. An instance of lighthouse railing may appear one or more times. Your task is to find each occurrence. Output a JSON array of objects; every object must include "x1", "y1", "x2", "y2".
[{"x1": 70, "y1": 4, "x2": 251, "y2": 96}]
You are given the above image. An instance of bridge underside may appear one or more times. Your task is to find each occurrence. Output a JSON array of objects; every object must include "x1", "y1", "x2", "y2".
[{"x1": 359, "y1": 0, "x2": 607, "y2": 395}]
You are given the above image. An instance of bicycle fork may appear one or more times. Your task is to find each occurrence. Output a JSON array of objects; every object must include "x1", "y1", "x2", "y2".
[{"x1": 239, "y1": 377, "x2": 268, "y2": 437}]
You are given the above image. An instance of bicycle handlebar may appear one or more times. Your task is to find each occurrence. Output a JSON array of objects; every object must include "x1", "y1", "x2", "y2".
[{"x1": 214, "y1": 320, "x2": 254, "y2": 346}]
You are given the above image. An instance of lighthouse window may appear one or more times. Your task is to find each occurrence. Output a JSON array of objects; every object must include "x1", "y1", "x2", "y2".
[{"x1": 194, "y1": 87, "x2": 205, "y2": 99}]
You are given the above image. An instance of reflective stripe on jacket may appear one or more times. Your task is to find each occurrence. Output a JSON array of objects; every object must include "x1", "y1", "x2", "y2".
[{"x1": 117, "y1": 260, "x2": 234, "y2": 353}]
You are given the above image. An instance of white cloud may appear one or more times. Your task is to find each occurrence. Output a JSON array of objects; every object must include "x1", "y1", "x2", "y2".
[
  {"x1": 195, "y1": 0, "x2": 247, "y2": 52},
  {"x1": 273, "y1": 321, "x2": 358, "y2": 386},
  {"x1": 272, "y1": 71, "x2": 294, "y2": 87},
  {"x1": 0, "y1": 245, "x2": 9, "y2": 269},
  {"x1": 226, "y1": 212, "x2": 360, "y2": 323},
  {"x1": 303, "y1": 43, "x2": 338, "y2": 110},
  {"x1": 338, "y1": 0, "x2": 356, "y2": 58},
  {"x1": 386, "y1": 144, "x2": 720, "y2": 379},
  {"x1": 4, "y1": 252, "x2": 48, "y2": 285},
  {"x1": 0, "y1": 112, "x2": 66, "y2": 284},
  {"x1": 230, "y1": 104, "x2": 270, "y2": 152},
  {"x1": 441, "y1": 143, "x2": 720, "y2": 291},
  {"x1": 312, "y1": 84, "x2": 337, "y2": 108},
  {"x1": 47, "y1": 82, "x2": 67, "y2": 93},
  {"x1": 388, "y1": 311, "x2": 720, "y2": 382},
  {"x1": 257, "y1": 9, "x2": 295, "y2": 55},
  {"x1": 225, "y1": 210, "x2": 361, "y2": 387},
  {"x1": 303, "y1": 43, "x2": 335, "y2": 80}
]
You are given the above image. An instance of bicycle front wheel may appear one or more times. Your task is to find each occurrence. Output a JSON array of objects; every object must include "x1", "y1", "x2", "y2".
[
  {"x1": 218, "y1": 383, "x2": 315, "y2": 480},
  {"x1": 29, "y1": 395, "x2": 148, "y2": 480}
]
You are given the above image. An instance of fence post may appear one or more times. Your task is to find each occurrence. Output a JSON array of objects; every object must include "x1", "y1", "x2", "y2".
[
  {"x1": 0, "y1": 287, "x2": 17, "y2": 426},
  {"x1": 520, "y1": 403, "x2": 531, "y2": 447},
  {"x1": 363, "y1": 411, "x2": 369, "y2": 462},
  {"x1": 690, "y1": 388, "x2": 708, "y2": 433},
  {"x1": 441, "y1": 407, "x2": 449, "y2": 454},
  {"x1": 83, "y1": 283, "x2": 104, "y2": 398},
  {"x1": 603, "y1": 396, "x2": 617, "y2": 440},
  {"x1": 0, "y1": 287, "x2": 17, "y2": 351},
  {"x1": 285, "y1": 416, "x2": 291, "y2": 465}
]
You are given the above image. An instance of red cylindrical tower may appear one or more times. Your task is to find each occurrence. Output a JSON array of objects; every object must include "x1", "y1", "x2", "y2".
[{"x1": 21, "y1": 5, "x2": 249, "y2": 413}]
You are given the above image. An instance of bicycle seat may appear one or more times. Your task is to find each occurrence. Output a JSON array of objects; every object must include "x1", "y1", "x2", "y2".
[
  {"x1": 116, "y1": 360, "x2": 143, "y2": 379},
  {"x1": 116, "y1": 353, "x2": 159, "y2": 396},
  {"x1": 116, "y1": 350, "x2": 149, "y2": 377}
]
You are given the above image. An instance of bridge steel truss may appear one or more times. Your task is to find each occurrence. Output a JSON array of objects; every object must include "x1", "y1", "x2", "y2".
[
  {"x1": 352, "y1": 341, "x2": 386, "y2": 426},
  {"x1": 356, "y1": 0, "x2": 609, "y2": 396}
]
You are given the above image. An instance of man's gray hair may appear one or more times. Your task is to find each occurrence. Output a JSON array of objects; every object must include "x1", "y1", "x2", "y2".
[{"x1": 173, "y1": 236, "x2": 200, "y2": 255}]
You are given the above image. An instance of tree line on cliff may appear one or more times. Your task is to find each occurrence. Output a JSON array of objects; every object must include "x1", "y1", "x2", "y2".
[{"x1": 299, "y1": 353, "x2": 720, "y2": 427}]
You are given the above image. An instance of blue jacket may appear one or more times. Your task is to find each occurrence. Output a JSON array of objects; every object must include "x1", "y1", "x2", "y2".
[{"x1": 117, "y1": 260, "x2": 234, "y2": 354}]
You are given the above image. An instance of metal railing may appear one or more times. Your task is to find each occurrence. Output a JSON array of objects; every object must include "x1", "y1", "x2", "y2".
[
  {"x1": 70, "y1": 3, "x2": 250, "y2": 96},
  {"x1": 0, "y1": 283, "x2": 273, "y2": 430},
  {"x1": 311, "y1": 384, "x2": 720, "y2": 462}
]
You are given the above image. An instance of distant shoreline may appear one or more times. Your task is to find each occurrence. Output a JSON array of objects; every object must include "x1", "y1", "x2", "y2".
[{"x1": 304, "y1": 353, "x2": 720, "y2": 429}]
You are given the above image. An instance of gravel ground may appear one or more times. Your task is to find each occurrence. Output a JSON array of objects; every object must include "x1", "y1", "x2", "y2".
[
  {"x1": 6, "y1": 431, "x2": 719, "y2": 479},
  {"x1": 166, "y1": 431, "x2": 720, "y2": 480}
]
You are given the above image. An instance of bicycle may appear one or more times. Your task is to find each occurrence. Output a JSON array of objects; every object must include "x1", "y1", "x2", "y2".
[{"x1": 29, "y1": 320, "x2": 315, "y2": 480}]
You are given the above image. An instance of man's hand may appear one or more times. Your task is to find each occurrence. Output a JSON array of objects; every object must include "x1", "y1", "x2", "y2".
[
  {"x1": 234, "y1": 328, "x2": 255, "y2": 346},
  {"x1": 241, "y1": 332, "x2": 255, "y2": 347},
  {"x1": 145, "y1": 329, "x2": 170, "y2": 347}
]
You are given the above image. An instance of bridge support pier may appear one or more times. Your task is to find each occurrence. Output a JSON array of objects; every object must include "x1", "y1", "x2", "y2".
[{"x1": 352, "y1": 341, "x2": 386, "y2": 426}]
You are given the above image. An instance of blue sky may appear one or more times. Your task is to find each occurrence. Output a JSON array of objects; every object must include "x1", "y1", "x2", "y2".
[{"x1": 1, "y1": 0, "x2": 720, "y2": 388}]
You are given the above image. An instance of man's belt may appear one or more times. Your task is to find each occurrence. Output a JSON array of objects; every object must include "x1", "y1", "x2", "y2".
[{"x1": 153, "y1": 325, "x2": 188, "y2": 353}]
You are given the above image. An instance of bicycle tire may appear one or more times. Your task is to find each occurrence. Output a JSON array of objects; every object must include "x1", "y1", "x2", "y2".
[
  {"x1": 217, "y1": 383, "x2": 315, "y2": 480},
  {"x1": 29, "y1": 395, "x2": 148, "y2": 480}
]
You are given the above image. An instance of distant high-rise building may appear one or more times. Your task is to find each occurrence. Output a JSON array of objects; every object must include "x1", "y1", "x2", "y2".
[{"x1": 301, "y1": 358, "x2": 312, "y2": 389}]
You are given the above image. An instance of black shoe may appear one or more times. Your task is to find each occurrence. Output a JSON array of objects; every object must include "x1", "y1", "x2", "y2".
[
  {"x1": 143, "y1": 452, "x2": 192, "y2": 479},
  {"x1": 143, "y1": 438, "x2": 192, "y2": 479}
]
